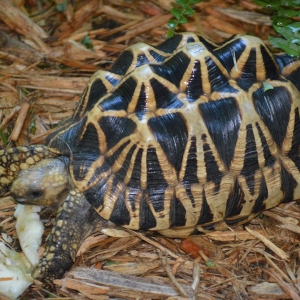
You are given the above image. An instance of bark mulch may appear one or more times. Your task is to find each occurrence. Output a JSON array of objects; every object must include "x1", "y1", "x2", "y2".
[{"x1": 0, "y1": 0, "x2": 300, "y2": 299}]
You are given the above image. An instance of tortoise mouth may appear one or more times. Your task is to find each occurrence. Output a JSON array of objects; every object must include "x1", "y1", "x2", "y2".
[{"x1": 12, "y1": 196, "x2": 38, "y2": 206}]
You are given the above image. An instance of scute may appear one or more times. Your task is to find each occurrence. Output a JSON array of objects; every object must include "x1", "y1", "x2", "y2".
[
  {"x1": 45, "y1": 33, "x2": 300, "y2": 233},
  {"x1": 253, "y1": 85, "x2": 292, "y2": 148}
]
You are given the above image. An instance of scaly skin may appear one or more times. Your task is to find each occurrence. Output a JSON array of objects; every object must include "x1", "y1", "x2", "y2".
[{"x1": 0, "y1": 145, "x2": 55, "y2": 196}]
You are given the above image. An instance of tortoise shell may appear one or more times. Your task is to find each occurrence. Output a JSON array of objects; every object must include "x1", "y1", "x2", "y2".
[{"x1": 45, "y1": 33, "x2": 300, "y2": 234}]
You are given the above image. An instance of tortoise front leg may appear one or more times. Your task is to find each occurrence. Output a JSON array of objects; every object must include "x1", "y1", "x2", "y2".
[
  {"x1": 0, "y1": 145, "x2": 55, "y2": 195},
  {"x1": 33, "y1": 189, "x2": 102, "y2": 281}
]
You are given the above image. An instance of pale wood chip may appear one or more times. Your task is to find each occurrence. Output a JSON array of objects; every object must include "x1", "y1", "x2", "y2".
[
  {"x1": 5, "y1": 75, "x2": 88, "y2": 94},
  {"x1": 110, "y1": 14, "x2": 172, "y2": 44},
  {"x1": 263, "y1": 210, "x2": 298, "y2": 225},
  {"x1": 215, "y1": 7, "x2": 272, "y2": 25},
  {"x1": 271, "y1": 205, "x2": 300, "y2": 219},
  {"x1": 245, "y1": 227, "x2": 289, "y2": 260},
  {"x1": 248, "y1": 282, "x2": 291, "y2": 299},
  {"x1": 0, "y1": 1, "x2": 48, "y2": 38},
  {"x1": 10, "y1": 101, "x2": 30, "y2": 141},
  {"x1": 205, "y1": 15, "x2": 247, "y2": 35},
  {"x1": 77, "y1": 234, "x2": 108, "y2": 256},
  {"x1": 191, "y1": 262, "x2": 201, "y2": 291},
  {"x1": 99, "y1": 5, "x2": 144, "y2": 21},
  {"x1": 104, "y1": 261, "x2": 161, "y2": 276},
  {"x1": 279, "y1": 223, "x2": 300, "y2": 234},
  {"x1": 54, "y1": 277, "x2": 109, "y2": 299},
  {"x1": 0, "y1": 106, "x2": 20, "y2": 128},
  {"x1": 206, "y1": 229, "x2": 265, "y2": 242},
  {"x1": 265, "y1": 268, "x2": 300, "y2": 300},
  {"x1": 63, "y1": 40, "x2": 106, "y2": 61},
  {"x1": 69, "y1": 267, "x2": 179, "y2": 297}
]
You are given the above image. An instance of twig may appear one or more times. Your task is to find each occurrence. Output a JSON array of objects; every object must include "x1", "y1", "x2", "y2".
[
  {"x1": 125, "y1": 229, "x2": 180, "y2": 259},
  {"x1": 245, "y1": 227, "x2": 289, "y2": 260},
  {"x1": 158, "y1": 250, "x2": 189, "y2": 298}
]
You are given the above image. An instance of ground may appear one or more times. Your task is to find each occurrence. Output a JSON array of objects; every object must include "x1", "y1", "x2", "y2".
[{"x1": 0, "y1": 0, "x2": 300, "y2": 299}]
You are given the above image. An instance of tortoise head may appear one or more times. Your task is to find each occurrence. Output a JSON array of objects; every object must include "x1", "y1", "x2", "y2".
[
  {"x1": 10, "y1": 158, "x2": 72, "y2": 206},
  {"x1": 0, "y1": 145, "x2": 57, "y2": 196}
]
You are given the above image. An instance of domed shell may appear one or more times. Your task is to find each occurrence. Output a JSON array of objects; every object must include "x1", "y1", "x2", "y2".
[{"x1": 45, "y1": 33, "x2": 300, "y2": 234}]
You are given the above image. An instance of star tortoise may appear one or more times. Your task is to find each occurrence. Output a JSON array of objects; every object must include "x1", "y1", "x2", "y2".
[{"x1": 1, "y1": 32, "x2": 300, "y2": 281}]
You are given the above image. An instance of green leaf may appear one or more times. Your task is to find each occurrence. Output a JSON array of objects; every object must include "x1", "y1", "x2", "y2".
[
  {"x1": 178, "y1": 15, "x2": 188, "y2": 24},
  {"x1": 175, "y1": 0, "x2": 189, "y2": 7},
  {"x1": 171, "y1": 8, "x2": 183, "y2": 20},
  {"x1": 183, "y1": 7, "x2": 195, "y2": 15},
  {"x1": 205, "y1": 259, "x2": 214, "y2": 267},
  {"x1": 286, "y1": 22, "x2": 300, "y2": 32},
  {"x1": 269, "y1": 36, "x2": 300, "y2": 56},
  {"x1": 168, "y1": 19, "x2": 178, "y2": 29},
  {"x1": 167, "y1": 0, "x2": 200, "y2": 37},
  {"x1": 167, "y1": 29, "x2": 175, "y2": 38},
  {"x1": 273, "y1": 23, "x2": 300, "y2": 43},
  {"x1": 254, "y1": 0, "x2": 280, "y2": 10},
  {"x1": 272, "y1": 15, "x2": 293, "y2": 27},
  {"x1": 56, "y1": 0, "x2": 68, "y2": 12},
  {"x1": 282, "y1": 0, "x2": 300, "y2": 5},
  {"x1": 81, "y1": 35, "x2": 93, "y2": 50},
  {"x1": 277, "y1": 7, "x2": 300, "y2": 18}
]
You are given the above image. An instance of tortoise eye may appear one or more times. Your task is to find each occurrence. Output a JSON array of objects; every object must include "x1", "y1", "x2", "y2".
[{"x1": 30, "y1": 190, "x2": 43, "y2": 199}]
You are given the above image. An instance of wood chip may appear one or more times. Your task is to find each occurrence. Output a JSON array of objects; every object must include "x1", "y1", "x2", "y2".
[
  {"x1": 215, "y1": 7, "x2": 272, "y2": 25},
  {"x1": 54, "y1": 277, "x2": 109, "y2": 299},
  {"x1": 279, "y1": 223, "x2": 300, "y2": 234},
  {"x1": 0, "y1": 1, "x2": 48, "y2": 38},
  {"x1": 206, "y1": 229, "x2": 265, "y2": 241},
  {"x1": 110, "y1": 14, "x2": 172, "y2": 44},
  {"x1": 249, "y1": 282, "x2": 292, "y2": 299},
  {"x1": 68, "y1": 267, "x2": 179, "y2": 297},
  {"x1": 10, "y1": 101, "x2": 30, "y2": 141},
  {"x1": 264, "y1": 268, "x2": 300, "y2": 300},
  {"x1": 99, "y1": 5, "x2": 144, "y2": 21},
  {"x1": 245, "y1": 227, "x2": 289, "y2": 260}
]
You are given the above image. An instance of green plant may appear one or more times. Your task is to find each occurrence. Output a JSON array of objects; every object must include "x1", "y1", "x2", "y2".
[
  {"x1": 56, "y1": 0, "x2": 68, "y2": 12},
  {"x1": 255, "y1": 0, "x2": 300, "y2": 56},
  {"x1": 167, "y1": 0, "x2": 201, "y2": 38}
]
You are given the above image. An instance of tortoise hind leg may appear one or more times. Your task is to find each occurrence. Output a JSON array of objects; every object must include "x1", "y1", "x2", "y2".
[{"x1": 33, "y1": 189, "x2": 103, "y2": 282}]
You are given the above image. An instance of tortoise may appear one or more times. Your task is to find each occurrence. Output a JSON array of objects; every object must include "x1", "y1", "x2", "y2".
[{"x1": 1, "y1": 32, "x2": 300, "y2": 281}]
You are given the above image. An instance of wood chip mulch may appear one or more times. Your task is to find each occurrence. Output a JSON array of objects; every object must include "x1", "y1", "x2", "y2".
[{"x1": 1, "y1": 0, "x2": 300, "y2": 299}]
